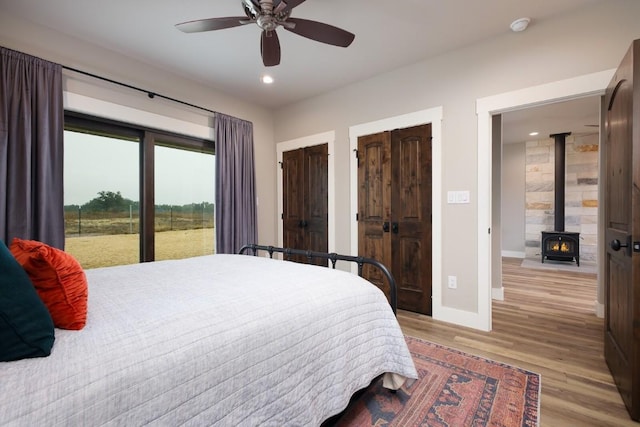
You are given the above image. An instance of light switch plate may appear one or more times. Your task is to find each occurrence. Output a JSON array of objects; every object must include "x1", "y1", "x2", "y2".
[
  {"x1": 456, "y1": 191, "x2": 470, "y2": 204},
  {"x1": 447, "y1": 275, "x2": 457, "y2": 289},
  {"x1": 447, "y1": 191, "x2": 456, "y2": 204}
]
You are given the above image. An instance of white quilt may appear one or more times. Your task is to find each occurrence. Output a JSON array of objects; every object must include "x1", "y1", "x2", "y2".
[{"x1": 0, "y1": 254, "x2": 417, "y2": 426}]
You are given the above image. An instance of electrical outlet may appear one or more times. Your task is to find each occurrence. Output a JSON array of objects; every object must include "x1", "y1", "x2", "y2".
[{"x1": 447, "y1": 275, "x2": 457, "y2": 289}]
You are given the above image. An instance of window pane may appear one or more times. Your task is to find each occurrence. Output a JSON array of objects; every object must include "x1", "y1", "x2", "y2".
[
  {"x1": 154, "y1": 145, "x2": 215, "y2": 260},
  {"x1": 64, "y1": 130, "x2": 140, "y2": 268}
]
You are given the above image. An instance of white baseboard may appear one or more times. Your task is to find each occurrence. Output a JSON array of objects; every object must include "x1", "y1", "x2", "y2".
[
  {"x1": 595, "y1": 300, "x2": 604, "y2": 318},
  {"x1": 492, "y1": 287, "x2": 504, "y2": 301},
  {"x1": 433, "y1": 306, "x2": 491, "y2": 332},
  {"x1": 502, "y1": 250, "x2": 525, "y2": 258}
]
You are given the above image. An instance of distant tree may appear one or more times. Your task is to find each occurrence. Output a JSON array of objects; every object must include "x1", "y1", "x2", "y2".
[{"x1": 82, "y1": 191, "x2": 134, "y2": 212}]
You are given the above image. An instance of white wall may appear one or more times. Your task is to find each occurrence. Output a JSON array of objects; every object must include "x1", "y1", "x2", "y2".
[
  {"x1": 0, "y1": 12, "x2": 279, "y2": 248},
  {"x1": 273, "y1": 0, "x2": 640, "y2": 321},
  {"x1": 502, "y1": 143, "x2": 526, "y2": 257}
]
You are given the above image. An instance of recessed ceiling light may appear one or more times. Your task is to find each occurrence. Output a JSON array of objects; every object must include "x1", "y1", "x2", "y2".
[
  {"x1": 260, "y1": 74, "x2": 274, "y2": 84},
  {"x1": 510, "y1": 17, "x2": 531, "y2": 32},
  {"x1": 529, "y1": 131, "x2": 539, "y2": 136}
]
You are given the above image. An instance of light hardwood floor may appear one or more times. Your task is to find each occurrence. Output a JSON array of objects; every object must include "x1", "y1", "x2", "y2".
[{"x1": 397, "y1": 257, "x2": 637, "y2": 427}]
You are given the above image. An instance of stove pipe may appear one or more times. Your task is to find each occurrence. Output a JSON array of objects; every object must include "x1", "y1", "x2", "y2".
[{"x1": 550, "y1": 132, "x2": 571, "y2": 232}]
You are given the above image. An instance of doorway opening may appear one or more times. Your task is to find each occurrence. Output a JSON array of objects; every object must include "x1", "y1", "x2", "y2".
[
  {"x1": 500, "y1": 96, "x2": 600, "y2": 272},
  {"x1": 496, "y1": 95, "x2": 601, "y2": 319},
  {"x1": 477, "y1": 69, "x2": 613, "y2": 331}
]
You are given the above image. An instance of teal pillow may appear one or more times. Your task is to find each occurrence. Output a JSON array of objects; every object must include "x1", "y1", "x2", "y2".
[{"x1": 0, "y1": 239, "x2": 55, "y2": 361}]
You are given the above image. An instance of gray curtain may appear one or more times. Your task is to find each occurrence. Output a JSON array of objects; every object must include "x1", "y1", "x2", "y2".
[
  {"x1": 214, "y1": 113, "x2": 258, "y2": 254},
  {"x1": 0, "y1": 47, "x2": 64, "y2": 249}
]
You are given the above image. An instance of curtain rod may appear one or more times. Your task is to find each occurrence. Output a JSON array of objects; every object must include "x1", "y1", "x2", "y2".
[{"x1": 62, "y1": 65, "x2": 218, "y2": 116}]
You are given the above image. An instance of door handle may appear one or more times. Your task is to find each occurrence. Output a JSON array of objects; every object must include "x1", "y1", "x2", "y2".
[
  {"x1": 383, "y1": 222, "x2": 390, "y2": 232},
  {"x1": 391, "y1": 223, "x2": 399, "y2": 234},
  {"x1": 299, "y1": 220, "x2": 308, "y2": 228},
  {"x1": 611, "y1": 239, "x2": 628, "y2": 251}
]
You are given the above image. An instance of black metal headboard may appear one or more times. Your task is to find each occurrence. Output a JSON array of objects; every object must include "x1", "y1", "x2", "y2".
[{"x1": 238, "y1": 244, "x2": 397, "y2": 316}]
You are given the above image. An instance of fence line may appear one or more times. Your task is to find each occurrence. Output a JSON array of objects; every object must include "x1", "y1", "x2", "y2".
[{"x1": 64, "y1": 206, "x2": 215, "y2": 237}]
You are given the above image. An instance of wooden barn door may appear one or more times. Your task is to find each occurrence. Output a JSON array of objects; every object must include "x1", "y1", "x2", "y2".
[
  {"x1": 604, "y1": 39, "x2": 640, "y2": 421},
  {"x1": 282, "y1": 144, "x2": 328, "y2": 265},
  {"x1": 358, "y1": 124, "x2": 432, "y2": 315}
]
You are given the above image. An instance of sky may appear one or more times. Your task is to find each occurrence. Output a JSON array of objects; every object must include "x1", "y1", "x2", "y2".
[{"x1": 63, "y1": 131, "x2": 215, "y2": 206}]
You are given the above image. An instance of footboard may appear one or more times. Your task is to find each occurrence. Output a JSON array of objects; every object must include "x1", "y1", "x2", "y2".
[{"x1": 238, "y1": 244, "x2": 398, "y2": 316}]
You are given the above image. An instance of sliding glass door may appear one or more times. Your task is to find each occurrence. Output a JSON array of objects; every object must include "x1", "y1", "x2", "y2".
[{"x1": 63, "y1": 113, "x2": 214, "y2": 268}]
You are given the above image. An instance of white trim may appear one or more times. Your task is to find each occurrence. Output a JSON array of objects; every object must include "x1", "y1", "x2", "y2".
[
  {"x1": 434, "y1": 307, "x2": 489, "y2": 330},
  {"x1": 595, "y1": 300, "x2": 605, "y2": 318},
  {"x1": 276, "y1": 131, "x2": 336, "y2": 253},
  {"x1": 64, "y1": 92, "x2": 213, "y2": 140},
  {"x1": 492, "y1": 287, "x2": 505, "y2": 301},
  {"x1": 477, "y1": 110, "x2": 493, "y2": 331},
  {"x1": 349, "y1": 107, "x2": 443, "y2": 318},
  {"x1": 502, "y1": 250, "x2": 526, "y2": 258},
  {"x1": 476, "y1": 69, "x2": 614, "y2": 113},
  {"x1": 476, "y1": 69, "x2": 614, "y2": 331}
]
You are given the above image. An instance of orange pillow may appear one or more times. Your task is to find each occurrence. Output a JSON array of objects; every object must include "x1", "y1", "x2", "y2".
[{"x1": 10, "y1": 238, "x2": 88, "y2": 330}]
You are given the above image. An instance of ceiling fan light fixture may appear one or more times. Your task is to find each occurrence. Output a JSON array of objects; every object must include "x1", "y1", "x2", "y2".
[{"x1": 510, "y1": 17, "x2": 531, "y2": 33}]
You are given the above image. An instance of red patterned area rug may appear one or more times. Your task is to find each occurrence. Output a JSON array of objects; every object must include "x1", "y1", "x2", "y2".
[{"x1": 334, "y1": 336, "x2": 540, "y2": 427}]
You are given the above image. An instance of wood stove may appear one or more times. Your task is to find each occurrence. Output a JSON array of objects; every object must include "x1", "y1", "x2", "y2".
[
  {"x1": 541, "y1": 231, "x2": 580, "y2": 266},
  {"x1": 540, "y1": 132, "x2": 580, "y2": 266}
]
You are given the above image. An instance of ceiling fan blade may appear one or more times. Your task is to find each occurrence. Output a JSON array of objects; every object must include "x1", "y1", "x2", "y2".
[
  {"x1": 245, "y1": 0, "x2": 262, "y2": 15},
  {"x1": 261, "y1": 30, "x2": 281, "y2": 67},
  {"x1": 175, "y1": 17, "x2": 249, "y2": 33},
  {"x1": 273, "y1": 0, "x2": 287, "y2": 14},
  {"x1": 285, "y1": 18, "x2": 354, "y2": 47}
]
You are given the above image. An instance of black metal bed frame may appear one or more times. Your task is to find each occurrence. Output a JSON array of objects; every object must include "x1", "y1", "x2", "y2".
[{"x1": 238, "y1": 244, "x2": 398, "y2": 316}]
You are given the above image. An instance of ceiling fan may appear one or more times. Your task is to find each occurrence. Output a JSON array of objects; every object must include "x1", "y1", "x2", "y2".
[{"x1": 175, "y1": 0, "x2": 355, "y2": 67}]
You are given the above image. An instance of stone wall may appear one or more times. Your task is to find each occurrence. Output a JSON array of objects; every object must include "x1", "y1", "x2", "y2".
[{"x1": 524, "y1": 133, "x2": 599, "y2": 262}]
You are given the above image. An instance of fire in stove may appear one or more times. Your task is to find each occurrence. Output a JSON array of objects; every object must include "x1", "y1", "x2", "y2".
[{"x1": 551, "y1": 242, "x2": 571, "y2": 252}]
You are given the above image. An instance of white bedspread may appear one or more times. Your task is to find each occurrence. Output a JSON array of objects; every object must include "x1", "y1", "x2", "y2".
[{"x1": 1, "y1": 254, "x2": 417, "y2": 426}]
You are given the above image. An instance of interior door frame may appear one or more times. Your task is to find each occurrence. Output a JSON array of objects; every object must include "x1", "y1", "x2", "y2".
[
  {"x1": 349, "y1": 107, "x2": 443, "y2": 315},
  {"x1": 277, "y1": 131, "x2": 335, "y2": 252},
  {"x1": 476, "y1": 69, "x2": 614, "y2": 331}
]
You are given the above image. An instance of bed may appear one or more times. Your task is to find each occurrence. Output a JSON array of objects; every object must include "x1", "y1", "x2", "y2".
[{"x1": 1, "y1": 244, "x2": 417, "y2": 426}]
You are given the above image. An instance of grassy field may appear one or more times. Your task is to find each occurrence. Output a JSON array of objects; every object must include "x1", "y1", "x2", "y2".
[
  {"x1": 65, "y1": 228, "x2": 215, "y2": 269},
  {"x1": 64, "y1": 210, "x2": 214, "y2": 236}
]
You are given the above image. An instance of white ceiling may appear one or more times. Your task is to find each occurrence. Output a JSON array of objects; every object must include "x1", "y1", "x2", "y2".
[
  {"x1": 502, "y1": 96, "x2": 600, "y2": 145},
  {"x1": 1, "y1": 0, "x2": 604, "y2": 109},
  {"x1": 1, "y1": 0, "x2": 604, "y2": 141}
]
